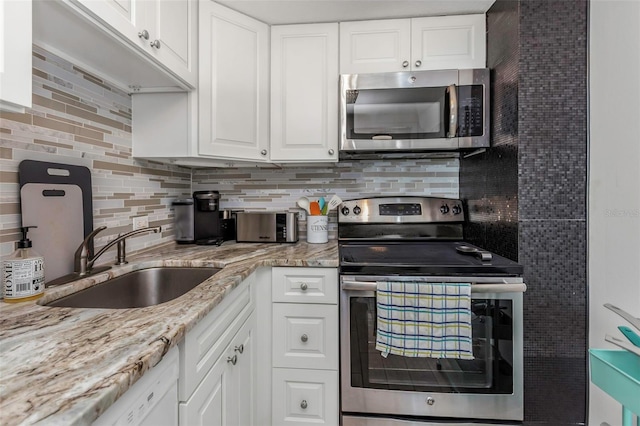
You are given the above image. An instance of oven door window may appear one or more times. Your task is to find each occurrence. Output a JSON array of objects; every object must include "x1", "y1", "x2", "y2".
[
  {"x1": 348, "y1": 296, "x2": 514, "y2": 394},
  {"x1": 346, "y1": 87, "x2": 447, "y2": 140}
]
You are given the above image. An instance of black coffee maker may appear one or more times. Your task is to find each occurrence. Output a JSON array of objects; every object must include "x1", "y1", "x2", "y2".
[{"x1": 193, "y1": 191, "x2": 223, "y2": 245}]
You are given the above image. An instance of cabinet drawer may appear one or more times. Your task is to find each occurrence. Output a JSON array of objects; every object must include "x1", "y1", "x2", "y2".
[
  {"x1": 272, "y1": 267, "x2": 338, "y2": 304},
  {"x1": 272, "y1": 304, "x2": 338, "y2": 370},
  {"x1": 272, "y1": 368, "x2": 339, "y2": 426},
  {"x1": 179, "y1": 274, "x2": 254, "y2": 400}
]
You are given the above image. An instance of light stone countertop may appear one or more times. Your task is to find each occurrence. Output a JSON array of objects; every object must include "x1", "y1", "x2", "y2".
[{"x1": 0, "y1": 241, "x2": 338, "y2": 426}]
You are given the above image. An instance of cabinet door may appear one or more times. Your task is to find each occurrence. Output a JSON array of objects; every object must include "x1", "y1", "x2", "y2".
[
  {"x1": 339, "y1": 19, "x2": 411, "y2": 74},
  {"x1": 270, "y1": 23, "x2": 339, "y2": 162},
  {"x1": 199, "y1": 1, "x2": 269, "y2": 161},
  {"x1": 272, "y1": 368, "x2": 339, "y2": 425},
  {"x1": 179, "y1": 344, "x2": 228, "y2": 426},
  {"x1": 145, "y1": 0, "x2": 197, "y2": 87},
  {"x1": 230, "y1": 312, "x2": 256, "y2": 426},
  {"x1": 0, "y1": 0, "x2": 32, "y2": 112},
  {"x1": 272, "y1": 267, "x2": 338, "y2": 304},
  {"x1": 272, "y1": 303, "x2": 339, "y2": 370},
  {"x1": 75, "y1": 0, "x2": 148, "y2": 47},
  {"x1": 411, "y1": 14, "x2": 486, "y2": 70},
  {"x1": 180, "y1": 313, "x2": 255, "y2": 426}
]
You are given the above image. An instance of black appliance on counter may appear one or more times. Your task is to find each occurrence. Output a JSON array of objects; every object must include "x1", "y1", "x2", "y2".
[
  {"x1": 338, "y1": 196, "x2": 525, "y2": 426},
  {"x1": 172, "y1": 191, "x2": 228, "y2": 245}
]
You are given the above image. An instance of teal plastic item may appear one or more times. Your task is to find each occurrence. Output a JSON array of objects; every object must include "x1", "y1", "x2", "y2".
[
  {"x1": 620, "y1": 326, "x2": 640, "y2": 347},
  {"x1": 589, "y1": 349, "x2": 640, "y2": 426}
]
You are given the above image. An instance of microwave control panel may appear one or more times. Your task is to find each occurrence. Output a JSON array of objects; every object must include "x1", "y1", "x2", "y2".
[{"x1": 458, "y1": 85, "x2": 485, "y2": 137}]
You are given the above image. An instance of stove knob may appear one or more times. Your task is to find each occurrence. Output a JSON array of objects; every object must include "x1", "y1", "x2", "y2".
[
  {"x1": 353, "y1": 206, "x2": 361, "y2": 215},
  {"x1": 341, "y1": 206, "x2": 350, "y2": 216},
  {"x1": 452, "y1": 205, "x2": 462, "y2": 215},
  {"x1": 440, "y1": 204, "x2": 450, "y2": 214}
]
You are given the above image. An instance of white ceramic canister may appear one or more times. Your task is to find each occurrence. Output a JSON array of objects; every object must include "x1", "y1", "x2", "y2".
[{"x1": 306, "y1": 215, "x2": 328, "y2": 244}]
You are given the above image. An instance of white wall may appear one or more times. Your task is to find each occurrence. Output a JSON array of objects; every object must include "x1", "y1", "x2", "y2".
[{"x1": 588, "y1": 1, "x2": 640, "y2": 425}]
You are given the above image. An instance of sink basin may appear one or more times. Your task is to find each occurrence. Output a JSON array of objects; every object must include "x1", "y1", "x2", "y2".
[{"x1": 45, "y1": 267, "x2": 221, "y2": 308}]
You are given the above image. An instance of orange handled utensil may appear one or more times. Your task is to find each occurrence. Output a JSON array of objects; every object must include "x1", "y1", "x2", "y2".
[{"x1": 309, "y1": 201, "x2": 321, "y2": 215}]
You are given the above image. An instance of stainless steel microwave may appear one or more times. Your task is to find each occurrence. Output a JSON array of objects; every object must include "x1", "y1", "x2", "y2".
[{"x1": 339, "y1": 69, "x2": 490, "y2": 158}]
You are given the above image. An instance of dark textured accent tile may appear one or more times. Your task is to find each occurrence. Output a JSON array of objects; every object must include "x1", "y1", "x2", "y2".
[
  {"x1": 518, "y1": 0, "x2": 588, "y2": 221},
  {"x1": 520, "y1": 220, "x2": 587, "y2": 358},
  {"x1": 461, "y1": 0, "x2": 519, "y2": 262},
  {"x1": 464, "y1": 2, "x2": 588, "y2": 424},
  {"x1": 524, "y1": 357, "x2": 587, "y2": 424}
]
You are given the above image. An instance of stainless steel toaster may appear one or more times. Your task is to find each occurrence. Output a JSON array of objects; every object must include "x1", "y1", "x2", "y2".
[{"x1": 235, "y1": 212, "x2": 298, "y2": 243}]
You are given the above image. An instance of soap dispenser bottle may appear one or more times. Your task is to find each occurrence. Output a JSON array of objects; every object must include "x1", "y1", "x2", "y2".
[{"x1": 2, "y1": 226, "x2": 45, "y2": 302}]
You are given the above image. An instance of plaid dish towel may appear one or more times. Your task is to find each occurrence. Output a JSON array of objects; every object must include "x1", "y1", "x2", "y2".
[{"x1": 375, "y1": 281, "x2": 474, "y2": 360}]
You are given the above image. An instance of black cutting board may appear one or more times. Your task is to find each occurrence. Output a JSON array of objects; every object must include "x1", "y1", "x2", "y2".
[{"x1": 19, "y1": 160, "x2": 94, "y2": 281}]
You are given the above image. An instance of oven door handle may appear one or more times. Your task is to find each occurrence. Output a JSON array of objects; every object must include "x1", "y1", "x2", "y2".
[{"x1": 341, "y1": 281, "x2": 527, "y2": 293}]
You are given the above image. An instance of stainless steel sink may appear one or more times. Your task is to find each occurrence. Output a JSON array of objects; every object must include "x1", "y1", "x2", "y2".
[{"x1": 45, "y1": 267, "x2": 221, "y2": 308}]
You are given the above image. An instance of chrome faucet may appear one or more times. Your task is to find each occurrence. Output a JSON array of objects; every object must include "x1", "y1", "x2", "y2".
[{"x1": 74, "y1": 225, "x2": 162, "y2": 276}]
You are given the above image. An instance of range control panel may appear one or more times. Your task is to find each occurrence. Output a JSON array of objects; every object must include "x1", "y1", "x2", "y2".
[{"x1": 338, "y1": 197, "x2": 464, "y2": 224}]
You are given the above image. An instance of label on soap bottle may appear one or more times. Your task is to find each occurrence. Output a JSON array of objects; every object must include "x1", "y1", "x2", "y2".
[{"x1": 3, "y1": 258, "x2": 45, "y2": 299}]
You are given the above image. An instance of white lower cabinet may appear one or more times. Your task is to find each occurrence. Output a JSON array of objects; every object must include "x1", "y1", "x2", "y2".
[
  {"x1": 272, "y1": 303, "x2": 338, "y2": 371},
  {"x1": 272, "y1": 368, "x2": 339, "y2": 426},
  {"x1": 178, "y1": 267, "x2": 339, "y2": 426},
  {"x1": 179, "y1": 312, "x2": 255, "y2": 426},
  {"x1": 270, "y1": 267, "x2": 339, "y2": 426},
  {"x1": 178, "y1": 272, "x2": 257, "y2": 425}
]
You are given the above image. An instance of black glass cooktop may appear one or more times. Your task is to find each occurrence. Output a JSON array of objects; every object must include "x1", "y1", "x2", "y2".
[{"x1": 339, "y1": 241, "x2": 523, "y2": 276}]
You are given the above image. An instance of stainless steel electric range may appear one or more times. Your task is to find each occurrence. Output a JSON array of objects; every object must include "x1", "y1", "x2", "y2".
[{"x1": 338, "y1": 197, "x2": 526, "y2": 426}]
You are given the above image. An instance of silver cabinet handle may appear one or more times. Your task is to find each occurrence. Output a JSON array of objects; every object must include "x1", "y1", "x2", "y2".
[
  {"x1": 301, "y1": 334, "x2": 308, "y2": 343},
  {"x1": 138, "y1": 30, "x2": 149, "y2": 40},
  {"x1": 234, "y1": 344, "x2": 244, "y2": 354},
  {"x1": 402, "y1": 60, "x2": 409, "y2": 68},
  {"x1": 328, "y1": 149, "x2": 334, "y2": 155},
  {"x1": 150, "y1": 39, "x2": 161, "y2": 49},
  {"x1": 300, "y1": 283, "x2": 308, "y2": 291},
  {"x1": 261, "y1": 149, "x2": 268, "y2": 156},
  {"x1": 415, "y1": 60, "x2": 422, "y2": 67},
  {"x1": 426, "y1": 397, "x2": 435, "y2": 406},
  {"x1": 227, "y1": 354, "x2": 237, "y2": 365},
  {"x1": 300, "y1": 400, "x2": 308, "y2": 409}
]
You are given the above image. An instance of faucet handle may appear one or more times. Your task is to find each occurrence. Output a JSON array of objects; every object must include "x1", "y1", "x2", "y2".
[
  {"x1": 74, "y1": 226, "x2": 107, "y2": 275},
  {"x1": 76, "y1": 226, "x2": 106, "y2": 254}
]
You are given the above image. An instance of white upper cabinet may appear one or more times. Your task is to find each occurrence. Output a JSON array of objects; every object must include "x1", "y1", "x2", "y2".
[
  {"x1": 198, "y1": 1, "x2": 269, "y2": 162},
  {"x1": 75, "y1": 0, "x2": 197, "y2": 88},
  {"x1": 0, "y1": 0, "x2": 32, "y2": 113},
  {"x1": 339, "y1": 19, "x2": 411, "y2": 74},
  {"x1": 270, "y1": 23, "x2": 339, "y2": 162},
  {"x1": 340, "y1": 14, "x2": 486, "y2": 74}
]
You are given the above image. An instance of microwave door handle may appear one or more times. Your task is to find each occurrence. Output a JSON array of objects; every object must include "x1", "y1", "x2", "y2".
[{"x1": 447, "y1": 84, "x2": 457, "y2": 138}]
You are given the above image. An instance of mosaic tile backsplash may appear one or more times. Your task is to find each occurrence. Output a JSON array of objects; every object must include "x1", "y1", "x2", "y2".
[
  {"x1": 193, "y1": 159, "x2": 459, "y2": 240},
  {"x1": 0, "y1": 46, "x2": 191, "y2": 259},
  {"x1": 1, "y1": 46, "x2": 460, "y2": 259}
]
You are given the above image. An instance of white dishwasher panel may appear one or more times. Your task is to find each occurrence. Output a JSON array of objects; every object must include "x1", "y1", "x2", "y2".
[{"x1": 93, "y1": 347, "x2": 179, "y2": 426}]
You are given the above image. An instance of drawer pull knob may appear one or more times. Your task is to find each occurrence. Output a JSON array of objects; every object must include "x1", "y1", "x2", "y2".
[
  {"x1": 234, "y1": 344, "x2": 244, "y2": 354},
  {"x1": 150, "y1": 39, "x2": 161, "y2": 49},
  {"x1": 300, "y1": 400, "x2": 308, "y2": 409},
  {"x1": 402, "y1": 60, "x2": 409, "y2": 68},
  {"x1": 415, "y1": 60, "x2": 422, "y2": 67},
  {"x1": 138, "y1": 29, "x2": 149, "y2": 40},
  {"x1": 227, "y1": 355, "x2": 237, "y2": 365},
  {"x1": 301, "y1": 334, "x2": 308, "y2": 343},
  {"x1": 426, "y1": 397, "x2": 435, "y2": 406},
  {"x1": 300, "y1": 283, "x2": 308, "y2": 291}
]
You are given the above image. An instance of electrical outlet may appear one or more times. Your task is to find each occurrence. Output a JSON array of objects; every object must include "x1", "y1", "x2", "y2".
[{"x1": 133, "y1": 215, "x2": 149, "y2": 230}]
